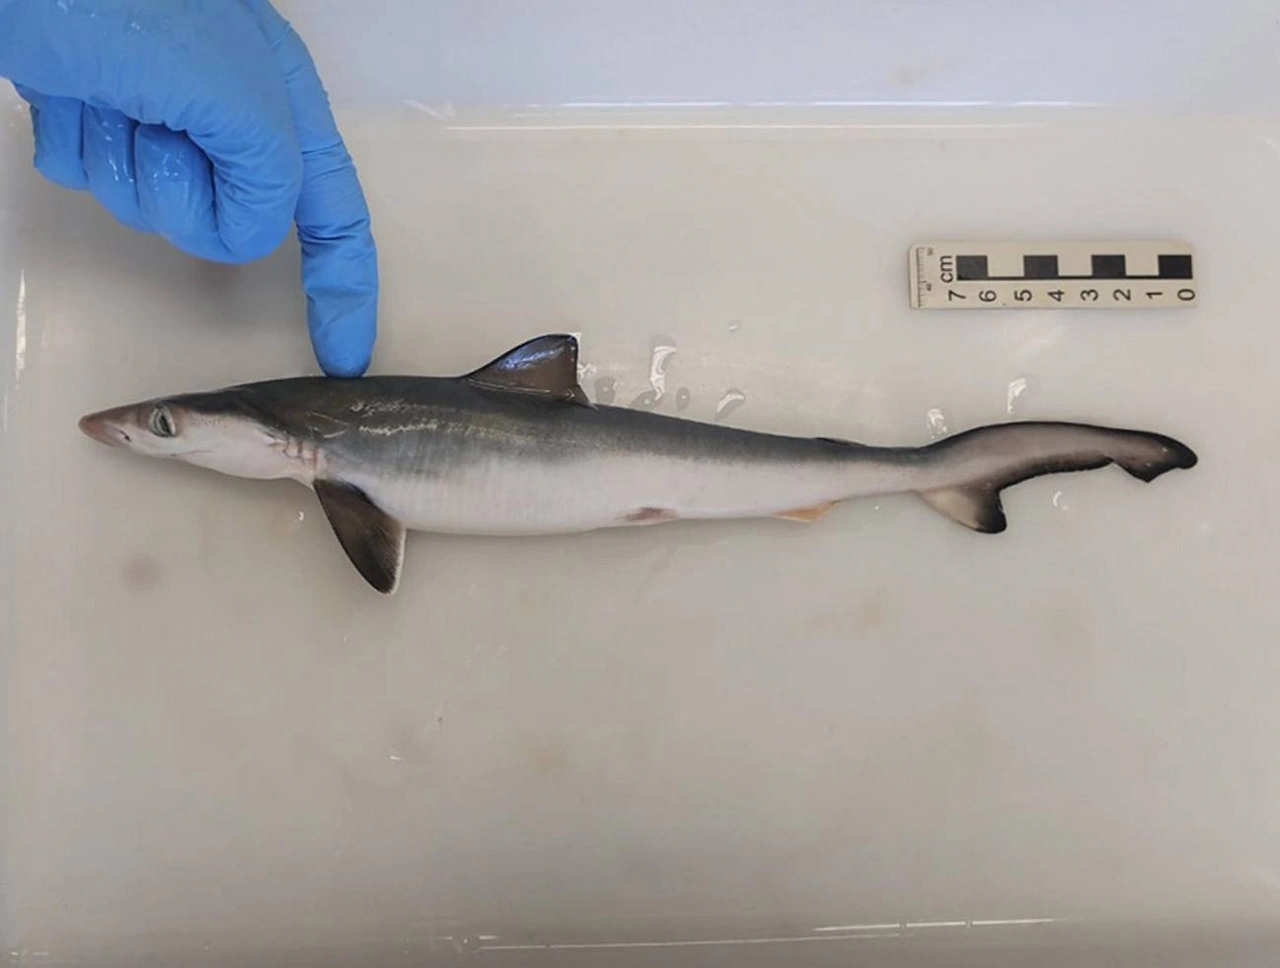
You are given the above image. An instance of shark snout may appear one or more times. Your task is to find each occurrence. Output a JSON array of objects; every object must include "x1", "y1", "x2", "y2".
[{"x1": 79, "y1": 411, "x2": 132, "y2": 447}]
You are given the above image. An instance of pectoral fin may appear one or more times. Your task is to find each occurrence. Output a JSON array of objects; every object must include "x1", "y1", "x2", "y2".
[{"x1": 314, "y1": 480, "x2": 407, "y2": 594}]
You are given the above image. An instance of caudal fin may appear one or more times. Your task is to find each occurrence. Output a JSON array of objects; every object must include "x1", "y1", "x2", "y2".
[{"x1": 916, "y1": 422, "x2": 1197, "y2": 533}]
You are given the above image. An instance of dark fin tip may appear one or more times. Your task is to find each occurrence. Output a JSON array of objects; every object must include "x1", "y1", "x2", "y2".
[
  {"x1": 1118, "y1": 434, "x2": 1199, "y2": 482},
  {"x1": 972, "y1": 507, "x2": 1008, "y2": 534},
  {"x1": 313, "y1": 479, "x2": 406, "y2": 594},
  {"x1": 919, "y1": 485, "x2": 1007, "y2": 533},
  {"x1": 1167, "y1": 438, "x2": 1199, "y2": 470},
  {"x1": 976, "y1": 511, "x2": 1009, "y2": 535}
]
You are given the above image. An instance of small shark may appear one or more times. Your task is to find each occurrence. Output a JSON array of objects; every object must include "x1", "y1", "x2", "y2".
[{"x1": 79, "y1": 334, "x2": 1197, "y2": 594}]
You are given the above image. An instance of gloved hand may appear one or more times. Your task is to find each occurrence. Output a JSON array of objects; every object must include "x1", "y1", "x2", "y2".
[{"x1": 0, "y1": 0, "x2": 378, "y2": 377}]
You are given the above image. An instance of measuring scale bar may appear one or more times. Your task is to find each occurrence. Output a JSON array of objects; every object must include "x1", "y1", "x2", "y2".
[{"x1": 909, "y1": 241, "x2": 1197, "y2": 309}]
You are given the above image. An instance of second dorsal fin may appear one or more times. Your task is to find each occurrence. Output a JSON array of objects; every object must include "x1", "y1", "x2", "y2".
[{"x1": 463, "y1": 334, "x2": 591, "y2": 405}]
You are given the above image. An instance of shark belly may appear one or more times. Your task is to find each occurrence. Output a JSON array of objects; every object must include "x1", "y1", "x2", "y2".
[{"x1": 332, "y1": 446, "x2": 885, "y2": 537}]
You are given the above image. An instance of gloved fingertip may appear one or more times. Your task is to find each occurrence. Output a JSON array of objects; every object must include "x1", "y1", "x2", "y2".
[
  {"x1": 308, "y1": 299, "x2": 377, "y2": 378},
  {"x1": 30, "y1": 96, "x2": 88, "y2": 191},
  {"x1": 219, "y1": 211, "x2": 294, "y2": 265},
  {"x1": 314, "y1": 335, "x2": 374, "y2": 378},
  {"x1": 34, "y1": 146, "x2": 89, "y2": 191},
  {"x1": 318, "y1": 351, "x2": 371, "y2": 380}
]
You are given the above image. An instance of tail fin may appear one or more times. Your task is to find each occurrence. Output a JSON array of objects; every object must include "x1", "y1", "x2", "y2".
[{"x1": 916, "y1": 422, "x2": 1197, "y2": 533}]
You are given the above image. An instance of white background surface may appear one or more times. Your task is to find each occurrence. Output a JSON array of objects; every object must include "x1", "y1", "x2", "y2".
[{"x1": 3, "y1": 2, "x2": 1280, "y2": 964}]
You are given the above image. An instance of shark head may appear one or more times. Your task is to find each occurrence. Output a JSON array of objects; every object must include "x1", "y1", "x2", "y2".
[{"x1": 78, "y1": 389, "x2": 304, "y2": 481}]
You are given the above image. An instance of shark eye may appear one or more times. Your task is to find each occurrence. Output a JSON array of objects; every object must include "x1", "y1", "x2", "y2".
[{"x1": 149, "y1": 405, "x2": 176, "y2": 438}]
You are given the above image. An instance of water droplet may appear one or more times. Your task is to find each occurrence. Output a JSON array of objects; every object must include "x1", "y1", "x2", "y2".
[
  {"x1": 1052, "y1": 490, "x2": 1070, "y2": 511},
  {"x1": 629, "y1": 390, "x2": 660, "y2": 410},
  {"x1": 715, "y1": 388, "x2": 747, "y2": 420},
  {"x1": 926, "y1": 408, "x2": 949, "y2": 438},
  {"x1": 1006, "y1": 375, "x2": 1037, "y2": 415},
  {"x1": 645, "y1": 336, "x2": 677, "y2": 403},
  {"x1": 594, "y1": 376, "x2": 616, "y2": 405},
  {"x1": 727, "y1": 319, "x2": 742, "y2": 333},
  {"x1": 676, "y1": 387, "x2": 692, "y2": 411},
  {"x1": 339, "y1": 605, "x2": 370, "y2": 648},
  {"x1": 285, "y1": 509, "x2": 308, "y2": 536}
]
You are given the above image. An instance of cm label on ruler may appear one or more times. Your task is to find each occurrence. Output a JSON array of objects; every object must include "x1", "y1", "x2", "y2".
[{"x1": 909, "y1": 241, "x2": 1197, "y2": 310}]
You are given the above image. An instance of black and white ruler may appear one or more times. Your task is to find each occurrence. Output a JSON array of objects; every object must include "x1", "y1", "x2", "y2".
[{"x1": 909, "y1": 241, "x2": 1197, "y2": 309}]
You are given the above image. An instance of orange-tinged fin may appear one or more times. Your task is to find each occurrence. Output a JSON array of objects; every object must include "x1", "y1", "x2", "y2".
[{"x1": 774, "y1": 501, "x2": 838, "y2": 523}]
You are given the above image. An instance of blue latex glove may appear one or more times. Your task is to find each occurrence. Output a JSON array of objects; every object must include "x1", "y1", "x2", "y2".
[{"x1": 0, "y1": 0, "x2": 377, "y2": 377}]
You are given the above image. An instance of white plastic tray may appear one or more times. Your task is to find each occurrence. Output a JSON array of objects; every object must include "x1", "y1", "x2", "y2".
[{"x1": 3, "y1": 2, "x2": 1280, "y2": 964}]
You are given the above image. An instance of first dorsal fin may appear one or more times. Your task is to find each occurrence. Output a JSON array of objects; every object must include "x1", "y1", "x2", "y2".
[{"x1": 463, "y1": 334, "x2": 591, "y2": 405}]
